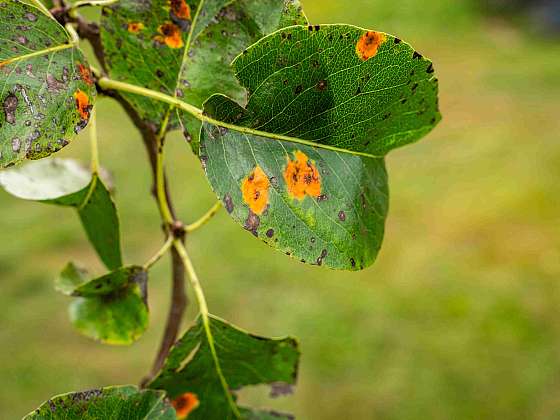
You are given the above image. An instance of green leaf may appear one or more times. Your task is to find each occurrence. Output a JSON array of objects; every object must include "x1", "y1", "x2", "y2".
[
  {"x1": 0, "y1": 0, "x2": 96, "y2": 168},
  {"x1": 99, "y1": 0, "x2": 306, "y2": 144},
  {"x1": 0, "y1": 158, "x2": 123, "y2": 270},
  {"x1": 149, "y1": 315, "x2": 299, "y2": 420},
  {"x1": 24, "y1": 385, "x2": 176, "y2": 419},
  {"x1": 57, "y1": 264, "x2": 150, "y2": 345},
  {"x1": 197, "y1": 24, "x2": 440, "y2": 270}
]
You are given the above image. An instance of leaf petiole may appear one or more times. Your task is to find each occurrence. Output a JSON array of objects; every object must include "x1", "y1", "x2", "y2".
[
  {"x1": 70, "y1": 0, "x2": 120, "y2": 10},
  {"x1": 143, "y1": 236, "x2": 174, "y2": 270},
  {"x1": 96, "y1": 77, "x2": 381, "y2": 159},
  {"x1": 173, "y1": 240, "x2": 241, "y2": 418},
  {"x1": 185, "y1": 201, "x2": 222, "y2": 233}
]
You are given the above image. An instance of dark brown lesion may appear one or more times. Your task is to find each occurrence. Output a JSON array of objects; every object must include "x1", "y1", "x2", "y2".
[{"x1": 3, "y1": 93, "x2": 18, "y2": 125}]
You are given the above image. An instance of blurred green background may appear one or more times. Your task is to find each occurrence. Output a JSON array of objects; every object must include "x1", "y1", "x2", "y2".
[{"x1": 2, "y1": 0, "x2": 560, "y2": 418}]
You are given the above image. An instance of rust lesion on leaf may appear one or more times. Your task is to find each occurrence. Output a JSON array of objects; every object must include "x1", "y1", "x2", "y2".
[
  {"x1": 77, "y1": 63, "x2": 94, "y2": 86},
  {"x1": 283, "y1": 151, "x2": 321, "y2": 200},
  {"x1": 242, "y1": 165, "x2": 271, "y2": 215},
  {"x1": 172, "y1": 392, "x2": 199, "y2": 419},
  {"x1": 74, "y1": 90, "x2": 91, "y2": 120},
  {"x1": 127, "y1": 22, "x2": 145, "y2": 33},
  {"x1": 154, "y1": 22, "x2": 184, "y2": 48},
  {"x1": 356, "y1": 31, "x2": 387, "y2": 60},
  {"x1": 170, "y1": 0, "x2": 191, "y2": 20}
]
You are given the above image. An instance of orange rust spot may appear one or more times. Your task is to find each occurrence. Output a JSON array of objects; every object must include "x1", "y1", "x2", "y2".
[
  {"x1": 74, "y1": 90, "x2": 91, "y2": 120},
  {"x1": 77, "y1": 64, "x2": 94, "y2": 85},
  {"x1": 156, "y1": 22, "x2": 184, "y2": 48},
  {"x1": 172, "y1": 392, "x2": 199, "y2": 419},
  {"x1": 356, "y1": 31, "x2": 387, "y2": 60},
  {"x1": 242, "y1": 165, "x2": 271, "y2": 215},
  {"x1": 170, "y1": 0, "x2": 191, "y2": 20},
  {"x1": 284, "y1": 151, "x2": 321, "y2": 200},
  {"x1": 127, "y1": 22, "x2": 145, "y2": 33}
]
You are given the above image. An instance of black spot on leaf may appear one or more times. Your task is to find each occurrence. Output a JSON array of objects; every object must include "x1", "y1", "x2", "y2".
[{"x1": 316, "y1": 249, "x2": 328, "y2": 266}]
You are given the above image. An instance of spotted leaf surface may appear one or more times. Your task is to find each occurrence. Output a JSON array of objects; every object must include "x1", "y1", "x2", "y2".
[
  {"x1": 0, "y1": 158, "x2": 123, "y2": 270},
  {"x1": 0, "y1": 1, "x2": 96, "y2": 168},
  {"x1": 198, "y1": 24, "x2": 440, "y2": 270},
  {"x1": 150, "y1": 315, "x2": 299, "y2": 420},
  {"x1": 56, "y1": 264, "x2": 149, "y2": 345},
  {"x1": 24, "y1": 385, "x2": 176, "y2": 419},
  {"x1": 99, "y1": 0, "x2": 305, "y2": 138}
]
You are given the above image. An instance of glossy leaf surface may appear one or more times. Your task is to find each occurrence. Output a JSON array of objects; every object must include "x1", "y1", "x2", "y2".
[
  {"x1": 150, "y1": 315, "x2": 299, "y2": 419},
  {"x1": 99, "y1": 0, "x2": 305, "y2": 139},
  {"x1": 0, "y1": 1, "x2": 96, "y2": 168},
  {"x1": 0, "y1": 158, "x2": 123, "y2": 269},
  {"x1": 198, "y1": 24, "x2": 440, "y2": 270},
  {"x1": 24, "y1": 385, "x2": 176, "y2": 419}
]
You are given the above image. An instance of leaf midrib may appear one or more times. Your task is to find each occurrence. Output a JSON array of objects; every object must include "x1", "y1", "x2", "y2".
[{"x1": 0, "y1": 42, "x2": 74, "y2": 68}]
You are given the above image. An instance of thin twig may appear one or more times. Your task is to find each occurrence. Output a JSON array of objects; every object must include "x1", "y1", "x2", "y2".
[{"x1": 68, "y1": 18, "x2": 189, "y2": 384}]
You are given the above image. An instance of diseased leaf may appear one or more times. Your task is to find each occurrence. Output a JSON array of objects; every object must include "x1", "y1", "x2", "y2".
[
  {"x1": 0, "y1": 158, "x2": 123, "y2": 269},
  {"x1": 57, "y1": 264, "x2": 149, "y2": 345},
  {"x1": 150, "y1": 315, "x2": 299, "y2": 420},
  {"x1": 197, "y1": 24, "x2": 440, "y2": 270},
  {"x1": 0, "y1": 0, "x2": 96, "y2": 168},
  {"x1": 24, "y1": 385, "x2": 176, "y2": 419},
  {"x1": 99, "y1": 0, "x2": 306, "y2": 146}
]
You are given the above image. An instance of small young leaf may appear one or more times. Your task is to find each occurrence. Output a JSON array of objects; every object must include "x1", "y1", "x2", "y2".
[
  {"x1": 99, "y1": 0, "x2": 306, "y2": 143},
  {"x1": 55, "y1": 261, "x2": 90, "y2": 296},
  {"x1": 197, "y1": 25, "x2": 440, "y2": 270},
  {"x1": 0, "y1": 1, "x2": 96, "y2": 168},
  {"x1": 0, "y1": 158, "x2": 123, "y2": 270},
  {"x1": 23, "y1": 385, "x2": 176, "y2": 419},
  {"x1": 149, "y1": 315, "x2": 299, "y2": 419},
  {"x1": 58, "y1": 265, "x2": 149, "y2": 345}
]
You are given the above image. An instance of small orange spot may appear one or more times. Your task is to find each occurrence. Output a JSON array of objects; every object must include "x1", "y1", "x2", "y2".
[
  {"x1": 242, "y1": 165, "x2": 271, "y2": 215},
  {"x1": 127, "y1": 22, "x2": 145, "y2": 33},
  {"x1": 156, "y1": 22, "x2": 184, "y2": 48},
  {"x1": 172, "y1": 392, "x2": 199, "y2": 419},
  {"x1": 74, "y1": 90, "x2": 91, "y2": 120},
  {"x1": 284, "y1": 151, "x2": 321, "y2": 200},
  {"x1": 356, "y1": 31, "x2": 387, "y2": 60},
  {"x1": 170, "y1": 0, "x2": 191, "y2": 20},
  {"x1": 77, "y1": 64, "x2": 93, "y2": 85}
]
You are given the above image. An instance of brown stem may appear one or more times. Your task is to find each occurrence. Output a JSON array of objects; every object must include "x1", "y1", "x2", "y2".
[{"x1": 68, "y1": 14, "x2": 188, "y2": 384}]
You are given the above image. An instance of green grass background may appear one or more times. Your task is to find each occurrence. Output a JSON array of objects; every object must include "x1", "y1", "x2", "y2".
[{"x1": 2, "y1": 0, "x2": 560, "y2": 418}]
